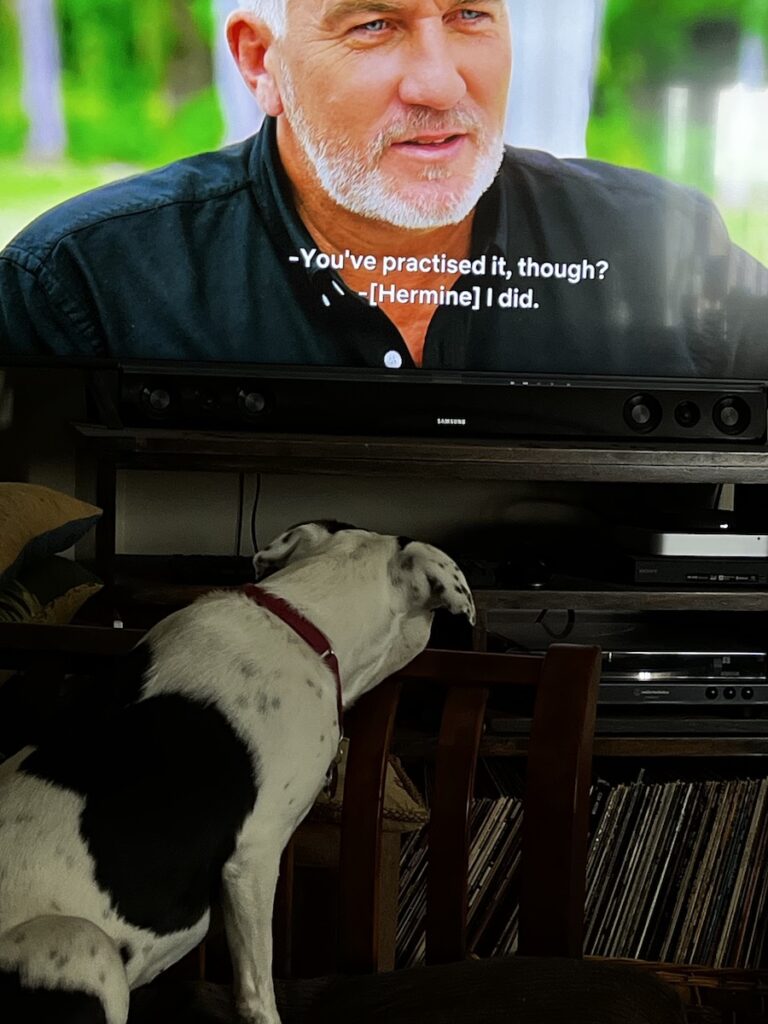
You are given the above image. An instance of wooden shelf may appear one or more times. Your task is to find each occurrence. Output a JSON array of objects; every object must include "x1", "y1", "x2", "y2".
[
  {"x1": 81, "y1": 561, "x2": 768, "y2": 615},
  {"x1": 72, "y1": 424, "x2": 768, "y2": 771},
  {"x1": 395, "y1": 732, "x2": 768, "y2": 759},
  {"x1": 73, "y1": 423, "x2": 768, "y2": 484},
  {"x1": 475, "y1": 586, "x2": 768, "y2": 612}
]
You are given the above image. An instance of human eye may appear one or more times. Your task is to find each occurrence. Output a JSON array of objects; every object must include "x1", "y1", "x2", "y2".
[
  {"x1": 350, "y1": 17, "x2": 393, "y2": 36},
  {"x1": 344, "y1": 15, "x2": 399, "y2": 46},
  {"x1": 450, "y1": 7, "x2": 492, "y2": 26}
]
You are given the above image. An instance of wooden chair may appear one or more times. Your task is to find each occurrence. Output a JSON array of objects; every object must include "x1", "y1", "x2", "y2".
[
  {"x1": 0, "y1": 625, "x2": 686, "y2": 1023},
  {"x1": 290, "y1": 643, "x2": 602, "y2": 975}
]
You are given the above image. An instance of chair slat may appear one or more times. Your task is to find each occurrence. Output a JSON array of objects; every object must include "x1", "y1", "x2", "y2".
[
  {"x1": 518, "y1": 643, "x2": 602, "y2": 958},
  {"x1": 426, "y1": 684, "x2": 490, "y2": 965},
  {"x1": 337, "y1": 677, "x2": 401, "y2": 974}
]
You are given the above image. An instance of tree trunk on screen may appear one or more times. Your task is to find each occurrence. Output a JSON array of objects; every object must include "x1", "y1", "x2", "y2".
[
  {"x1": 166, "y1": 0, "x2": 213, "y2": 103},
  {"x1": 505, "y1": 0, "x2": 606, "y2": 157},
  {"x1": 14, "y1": 0, "x2": 66, "y2": 159},
  {"x1": 212, "y1": 0, "x2": 264, "y2": 144}
]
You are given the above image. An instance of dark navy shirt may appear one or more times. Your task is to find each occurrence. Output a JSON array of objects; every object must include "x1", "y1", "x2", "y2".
[{"x1": 1, "y1": 118, "x2": 766, "y2": 377}]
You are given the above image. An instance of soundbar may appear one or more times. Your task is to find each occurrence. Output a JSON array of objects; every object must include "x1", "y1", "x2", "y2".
[{"x1": 86, "y1": 364, "x2": 768, "y2": 444}]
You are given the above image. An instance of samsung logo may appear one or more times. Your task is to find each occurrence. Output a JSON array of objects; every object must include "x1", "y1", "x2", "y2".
[{"x1": 437, "y1": 417, "x2": 467, "y2": 426}]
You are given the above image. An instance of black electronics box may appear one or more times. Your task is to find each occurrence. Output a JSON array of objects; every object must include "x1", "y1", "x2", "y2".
[{"x1": 632, "y1": 556, "x2": 768, "y2": 586}]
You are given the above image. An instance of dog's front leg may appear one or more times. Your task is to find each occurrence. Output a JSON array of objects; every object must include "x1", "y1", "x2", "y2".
[{"x1": 222, "y1": 839, "x2": 284, "y2": 1024}]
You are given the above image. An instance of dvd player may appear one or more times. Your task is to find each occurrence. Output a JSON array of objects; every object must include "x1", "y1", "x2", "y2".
[
  {"x1": 600, "y1": 650, "x2": 768, "y2": 704},
  {"x1": 616, "y1": 512, "x2": 768, "y2": 558},
  {"x1": 487, "y1": 610, "x2": 768, "y2": 707},
  {"x1": 631, "y1": 556, "x2": 768, "y2": 585}
]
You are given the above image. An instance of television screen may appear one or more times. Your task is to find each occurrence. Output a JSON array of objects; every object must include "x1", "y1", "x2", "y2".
[{"x1": 0, "y1": 1, "x2": 767, "y2": 435}]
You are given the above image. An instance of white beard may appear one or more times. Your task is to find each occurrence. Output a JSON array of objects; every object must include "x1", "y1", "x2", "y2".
[{"x1": 279, "y1": 64, "x2": 504, "y2": 230}]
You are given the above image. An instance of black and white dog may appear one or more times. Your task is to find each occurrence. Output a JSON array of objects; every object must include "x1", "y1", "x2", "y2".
[{"x1": 0, "y1": 522, "x2": 475, "y2": 1024}]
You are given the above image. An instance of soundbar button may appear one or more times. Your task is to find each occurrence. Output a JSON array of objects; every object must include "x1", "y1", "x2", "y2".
[
  {"x1": 145, "y1": 387, "x2": 171, "y2": 413},
  {"x1": 713, "y1": 396, "x2": 751, "y2": 436},
  {"x1": 674, "y1": 401, "x2": 701, "y2": 427},
  {"x1": 623, "y1": 394, "x2": 662, "y2": 433},
  {"x1": 238, "y1": 390, "x2": 266, "y2": 415}
]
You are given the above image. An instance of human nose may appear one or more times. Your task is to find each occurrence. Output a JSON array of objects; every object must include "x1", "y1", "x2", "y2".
[{"x1": 397, "y1": 23, "x2": 467, "y2": 109}]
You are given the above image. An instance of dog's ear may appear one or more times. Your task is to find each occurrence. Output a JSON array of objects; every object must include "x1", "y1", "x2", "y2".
[
  {"x1": 253, "y1": 521, "x2": 337, "y2": 579},
  {"x1": 397, "y1": 541, "x2": 476, "y2": 624}
]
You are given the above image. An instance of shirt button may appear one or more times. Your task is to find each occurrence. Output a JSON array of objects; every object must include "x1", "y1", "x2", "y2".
[{"x1": 384, "y1": 350, "x2": 403, "y2": 368}]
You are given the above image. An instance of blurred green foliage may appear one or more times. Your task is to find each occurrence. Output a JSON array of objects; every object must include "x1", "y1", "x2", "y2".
[
  {"x1": 0, "y1": 0, "x2": 27, "y2": 153},
  {"x1": 0, "y1": 0, "x2": 223, "y2": 164},
  {"x1": 2, "y1": 0, "x2": 766, "y2": 176},
  {"x1": 588, "y1": 0, "x2": 768, "y2": 191},
  {"x1": 56, "y1": 0, "x2": 222, "y2": 163}
]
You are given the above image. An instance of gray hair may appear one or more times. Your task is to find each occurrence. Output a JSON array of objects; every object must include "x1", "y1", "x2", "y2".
[{"x1": 243, "y1": 1, "x2": 286, "y2": 37}]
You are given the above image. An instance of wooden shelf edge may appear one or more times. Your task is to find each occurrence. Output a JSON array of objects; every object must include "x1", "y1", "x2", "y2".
[
  {"x1": 72, "y1": 423, "x2": 768, "y2": 483},
  {"x1": 394, "y1": 734, "x2": 768, "y2": 758},
  {"x1": 475, "y1": 587, "x2": 768, "y2": 611}
]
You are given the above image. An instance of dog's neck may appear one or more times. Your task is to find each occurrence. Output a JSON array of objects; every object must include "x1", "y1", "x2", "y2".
[
  {"x1": 242, "y1": 584, "x2": 344, "y2": 729},
  {"x1": 254, "y1": 569, "x2": 431, "y2": 710}
]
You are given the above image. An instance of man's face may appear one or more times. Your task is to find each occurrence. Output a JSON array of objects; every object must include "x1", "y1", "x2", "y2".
[{"x1": 270, "y1": 0, "x2": 512, "y2": 229}]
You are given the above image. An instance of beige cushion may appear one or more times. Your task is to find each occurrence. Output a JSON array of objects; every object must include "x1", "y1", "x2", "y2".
[
  {"x1": 309, "y1": 738, "x2": 428, "y2": 833},
  {"x1": 0, "y1": 484, "x2": 101, "y2": 583}
]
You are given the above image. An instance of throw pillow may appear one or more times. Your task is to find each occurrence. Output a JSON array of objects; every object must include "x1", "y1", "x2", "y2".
[
  {"x1": 0, "y1": 556, "x2": 103, "y2": 626},
  {"x1": 0, "y1": 483, "x2": 102, "y2": 583}
]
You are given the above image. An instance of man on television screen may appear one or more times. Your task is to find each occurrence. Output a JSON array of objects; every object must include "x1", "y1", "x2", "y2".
[{"x1": 0, "y1": 0, "x2": 766, "y2": 378}]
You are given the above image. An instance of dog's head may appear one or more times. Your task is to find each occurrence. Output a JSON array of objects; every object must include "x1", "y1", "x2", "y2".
[
  {"x1": 253, "y1": 520, "x2": 357, "y2": 581},
  {"x1": 253, "y1": 520, "x2": 474, "y2": 623},
  {"x1": 253, "y1": 522, "x2": 475, "y2": 695}
]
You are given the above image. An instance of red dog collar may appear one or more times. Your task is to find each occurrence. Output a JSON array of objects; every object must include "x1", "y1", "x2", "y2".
[{"x1": 242, "y1": 584, "x2": 343, "y2": 733}]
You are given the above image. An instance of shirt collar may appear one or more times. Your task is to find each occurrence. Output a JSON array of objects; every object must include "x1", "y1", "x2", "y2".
[
  {"x1": 470, "y1": 153, "x2": 510, "y2": 261},
  {"x1": 249, "y1": 117, "x2": 326, "y2": 279}
]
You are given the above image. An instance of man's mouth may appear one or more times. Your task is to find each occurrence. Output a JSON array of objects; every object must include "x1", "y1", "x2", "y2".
[{"x1": 390, "y1": 133, "x2": 467, "y2": 156}]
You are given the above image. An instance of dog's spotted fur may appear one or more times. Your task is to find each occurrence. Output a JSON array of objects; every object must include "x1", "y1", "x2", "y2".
[{"x1": 0, "y1": 523, "x2": 474, "y2": 1024}]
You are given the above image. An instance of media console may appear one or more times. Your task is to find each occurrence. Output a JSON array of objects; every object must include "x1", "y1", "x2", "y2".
[{"x1": 71, "y1": 422, "x2": 768, "y2": 751}]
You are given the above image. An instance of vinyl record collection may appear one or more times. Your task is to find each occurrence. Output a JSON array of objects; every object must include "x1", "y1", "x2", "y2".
[{"x1": 397, "y1": 765, "x2": 768, "y2": 970}]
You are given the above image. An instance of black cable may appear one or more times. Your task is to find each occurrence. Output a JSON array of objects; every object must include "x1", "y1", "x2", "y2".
[
  {"x1": 234, "y1": 472, "x2": 245, "y2": 555},
  {"x1": 249, "y1": 473, "x2": 263, "y2": 553},
  {"x1": 535, "y1": 608, "x2": 576, "y2": 640}
]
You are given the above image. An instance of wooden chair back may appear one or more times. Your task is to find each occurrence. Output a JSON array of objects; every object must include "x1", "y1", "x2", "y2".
[{"x1": 276, "y1": 644, "x2": 601, "y2": 976}]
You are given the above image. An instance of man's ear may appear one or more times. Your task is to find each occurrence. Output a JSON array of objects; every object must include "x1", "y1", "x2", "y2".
[
  {"x1": 226, "y1": 11, "x2": 284, "y2": 117},
  {"x1": 397, "y1": 542, "x2": 476, "y2": 624}
]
